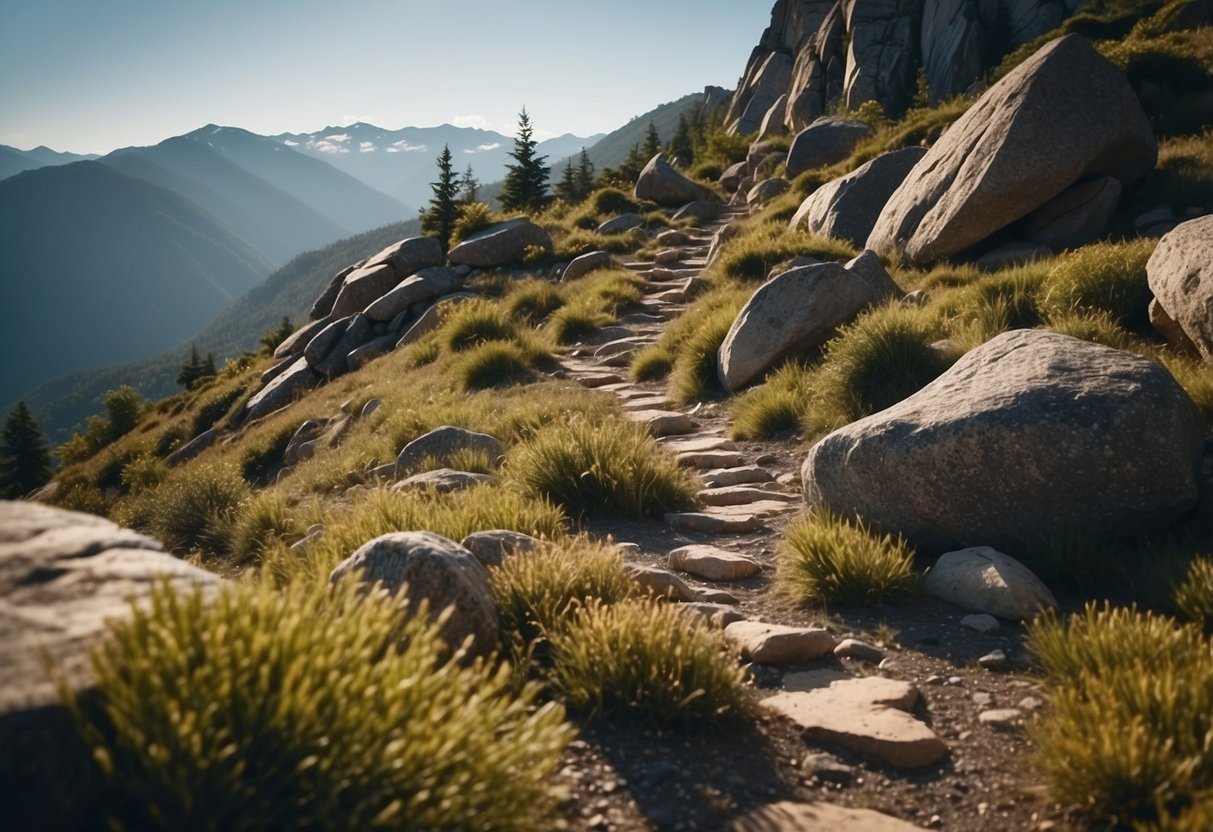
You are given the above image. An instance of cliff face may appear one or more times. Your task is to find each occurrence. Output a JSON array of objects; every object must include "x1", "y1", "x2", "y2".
[{"x1": 724, "y1": 0, "x2": 1085, "y2": 134}]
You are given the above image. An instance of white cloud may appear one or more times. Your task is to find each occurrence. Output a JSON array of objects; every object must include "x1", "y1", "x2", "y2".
[
  {"x1": 385, "y1": 140, "x2": 427, "y2": 154},
  {"x1": 452, "y1": 114, "x2": 490, "y2": 130},
  {"x1": 282, "y1": 139, "x2": 299, "y2": 146},
  {"x1": 477, "y1": 142, "x2": 501, "y2": 151},
  {"x1": 359, "y1": 141, "x2": 376, "y2": 153},
  {"x1": 324, "y1": 133, "x2": 351, "y2": 144},
  {"x1": 307, "y1": 137, "x2": 350, "y2": 154}
]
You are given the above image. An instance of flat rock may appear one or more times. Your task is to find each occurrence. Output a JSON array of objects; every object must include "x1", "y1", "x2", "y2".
[
  {"x1": 624, "y1": 564, "x2": 698, "y2": 602},
  {"x1": 925, "y1": 546, "x2": 1057, "y2": 620},
  {"x1": 680, "y1": 602, "x2": 746, "y2": 627},
  {"x1": 698, "y1": 486, "x2": 796, "y2": 507},
  {"x1": 661, "y1": 436, "x2": 738, "y2": 454},
  {"x1": 725, "y1": 620, "x2": 837, "y2": 664},
  {"x1": 801, "y1": 330, "x2": 1204, "y2": 551},
  {"x1": 764, "y1": 676, "x2": 949, "y2": 768},
  {"x1": 701, "y1": 465, "x2": 775, "y2": 488},
  {"x1": 391, "y1": 468, "x2": 494, "y2": 494},
  {"x1": 729, "y1": 801, "x2": 926, "y2": 831},
  {"x1": 1147, "y1": 215, "x2": 1213, "y2": 361},
  {"x1": 668, "y1": 544, "x2": 762, "y2": 581},
  {"x1": 979, "y1": 708, "x2": 1024, "y2": 730},
  {"x1": 664, "y1": 511, "x2": 762, "y2": 534},
  {"x1": 627, "y1": 409, "x2": 696, "y2": 437},
  {"x1": 575, "y1": 372, "x2": 625, "y2": 388},
  {"x1": 459, "y1": 529, "x2": 541, "y2": 568}
]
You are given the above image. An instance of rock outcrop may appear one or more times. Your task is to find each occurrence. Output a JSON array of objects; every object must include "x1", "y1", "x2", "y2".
[
  {"x1": 447, "y1": 218, "x2": 552, "y2": 268},
  {"x1": 866, "y1": 35, "x2": 1156, "y2": 265},
  {"x1": 1147, "y1": 215, "x2": 1213, "y2": 361},
  {"x1": 801, "y1": 330, "x2": 1204, "y2": 550},
  {"x1": 785, "y1": 117, "x2": 873, "y2": 178},
  {"x1": 635, "y1": 155, "x2": 715, "y2": 206},
  {"x1": 718, "y1": 251, "x2": 900, "y2": 392}
]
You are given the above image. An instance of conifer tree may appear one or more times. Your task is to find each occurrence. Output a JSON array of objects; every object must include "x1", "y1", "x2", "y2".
[
  {"x1": 554, "y1": 159, "x2": 579, "y2": 203},
  {"x1": 575, "y1": 148, "x2": 595, "y2": 198},
  {"x1": 460, "y1": 163, "x2": 480, "y2": 204},
  {"x1": 422, "y1": 144, "x2": 461, "y2": 250},
  {"x1": 668, "y1": 114, "x2": 694, "y2": 165},
  {"x1": 260, "y1": 316, "x2": 294, "y2": 354},
  {"x1": 643, "y1": 121, "x2": 662, "y2": 159},
  {"x1": 177, "y1": 344, "x2": 217, "y2": 391},
  {"x1": 618, "y1": 143, "x2": 647, "y2": 183},
  {"x1": 500, "y1": 108, "x2": 550, "y2": 213},
  {"x1": 0, "y1": 401, "x2": 51, "y2": 498}
]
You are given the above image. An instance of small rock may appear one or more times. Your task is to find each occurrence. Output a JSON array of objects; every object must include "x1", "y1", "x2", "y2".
[
  {"x1": 972, "y1": 692, "x2": 994, "y2": 707},
  {"x1": 1017, "y1": 696, "x2": 1043, "y2": 711},
  {"x1": 681, "y1": 602, "x2": 746, "y2": 627},
  {"x1": 978, "y1": 708, "x2": 1023, "y2": 731},
  {"x1": 391, "y1": 468, "x2": 494, "y2": 494},
  {"x1": 960, "y1": 614, "x2": 1000, "y2": 634},
  {"x1": 725, "y1": 620, "x2": 838, "y2": 665},
  {"x1": 978, "y1": 650, "x2": 1007, "y2": 671},
  {"x1": 668, "y1": 544, "x2": 762, "y2": 581},
  {"x1": 801, "y1": 752, "x2": 856, "y2": 785},
  {"x1": 625, "y1": 564, "x2": 698, "y2": 602},
  {"x1": 834, "y1": 638, "x2": 884, "y2": 664},
  {"x1": 697, "y1": 589, "x2": 741, "y2": 605},
  {"x1": 614, "y1": 541, "x2": 641, "y2": 555},
  {"x1": 458, "y1": 529, "x2": 540, "y2": 568}
]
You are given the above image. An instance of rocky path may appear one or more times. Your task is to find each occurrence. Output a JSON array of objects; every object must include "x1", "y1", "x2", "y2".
[{"x1": 551, "y1": 215, "x2": 1060, "y2": 831}]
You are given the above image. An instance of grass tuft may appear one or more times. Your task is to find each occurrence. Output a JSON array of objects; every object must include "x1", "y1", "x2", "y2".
[
  {"x1": 550, "y1": 599, "x2": 749, "y2": 726},
  {"x1": 118, "y1": 463, "x2": 248, "y2": 557},
  {"x1": 1172, "y1": 556, "x2": 1213, "y2": 634},
  {"x1": 1040, "y1": 240, "x2": 1156, "y2": 333},
  {"x1": 70, "y1": 578, "x2": 572, "y2": 831},
  {"x1": 731, "y1": 362, "x2": 814, "y2": 440},
  {"x1": 453, "y1": 341, "x2": 542, "y2": 391},
  {"x1": 630, "y1": 345, "x2": 674, "y2": 382},
  {"x1": 508, "y1": 419, "x2": 698, "y2": 519},
  {"x1": 505, "y1": 280, "x2": 565, "y2": 325},
  {"x1": 779, "y1": 510, "x2": 917, "y2": 606},
  {"x1": 441, "y1": 299, "x2": 522, "y2": 352}
]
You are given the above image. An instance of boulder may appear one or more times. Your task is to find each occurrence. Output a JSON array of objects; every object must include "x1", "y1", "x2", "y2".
[
  {"x1": 747, "y1": 177, "x2": 791, "y2": 206},
  {"x1": 672, "y1": 200, "x2": 721, "y2": 223},
  {"x1": 310, "y1": 264, "x2": 355, "y2": 320},
  {"x1": 274, "y1": 315, "x2": 333, "y2": 360},
  {"x1": 924, "y1": 546, "x2": 1057, "y2": 620},
  {"x1": 303, "y1": 315, "x2": 351, "y2": 367},
  {"x1": 726, "y1": 621, "x2": 838, "y2": 664},
  {"x1": 562, "y1": 250, "x2": 612, "y2": 282},
  {"x1": 331, "y1": 264, "x2": 399, "y2": 319},
  {"x1": 1150, "y1": 298, "x2": 1201, "y2": 356},
  {"x1": 635, "y1": 154, "x2": 711, "y2": 206},
  {"x1": 0, "y1": 502, "x2": 221, "y2": 832},
  {"x1": 1024, "y1": 176, "x2": 1122, "y2": 250},
  {"x1": 719, "y1": 161, "x2": 749, "y2": 192},
  {"x1": 867, "y1": 35, "x2": 1157, "y2": 265},
  {"x1": 718, "y1": 250, "x2": 901, "y2": 392},
  {"x1": 329, "y1": 531, "x2": 498, "y2": 657},
  {"x1": 313, "y1": 314, "x2": 373, "y2": 378},
  {"x1": 396, "y1": 292, "x2": 477, "y2": 348},
  {"x1": 394, "y1": 426, "x2": 506, "y2": 478},
  {"x1": 392, "y1": 468, "x2": 495, "y2": 494},
  {"x1": 346, "y1": 334, "x2": 396, "y2": 371},
  {"x1": 802, "y1": 330, "x2": 1204, "y2": 550},
  {"x1": 164, "y1": 427, "x2": 217, "y2": 467},
  {"x1": 447, "y1": 218, "x2": 552, "y2": 268},
  {"x1": 1146, "y1": 215, "x2": 1213, "y2": 361},
  {"x1": 732, "y1": 52, "x2": 795, "y2": 135},
  {"x1": 459, "y1": 530, "x2": 541, "y2": 568},
  {"x1": 790, "y1": 147, "x2": 927, "y2": 245},
  {"x1": 785, "y1": 117, "x2": 874, "y2": 178},
  {"x1": 363, "y1": 267, "x2": 462, "y2": 322},
  {"x1": 758, "y1": 93, "x2": 791, "y2": 140},
  {"x1": 595, "y1": 213, "x2": 645, "y2": 235},
  {"x1": 245, "y1": 357, "x2": 319, "y2": 422},
  {"x1": 668, "y1": 544, "x2": 762, "y2": 582},
  {"x1": 624, "y1": 564, "x2": 698, "y2": 602},
  {"x1": 362, "y1": 235, "x2": 445, "y2": 276}
]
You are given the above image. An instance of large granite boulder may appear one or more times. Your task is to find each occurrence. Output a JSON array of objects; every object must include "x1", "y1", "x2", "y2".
[
  {"x1": 802, "y1": 330, "x2": 1204, "y2": 550},
  {"x1": 363, "y1": 267, "x2": 462, "y2": 322},
  {"x1": 363, "y1": 235, "x2": 445, "y2": 276},
  {"x1": 394, "y1": 425, "x2": 506, "y2": 478},
  {"x1": 447, "y1": 218, "x2": 552, "y2": 267},
  {"x1": 635, "y1": 154, "x2": 713, "y2": 206},
  {"x1": 1147, "y1": 215, "x2": 1213, "y2": 361},
  {"x1": 758, "y1": 93, "x2": 791, "y2": 140},
  {"x1": 867, "y1": 34, "x2": 1157, "y2": 265},
  {"x1": 0, "y1": 501, "x2": 221, "y2": 832},
  {"x1": 785, "y1": 117, "x2": 874, "y2": 178},
  {"x1": 329, "y1": 531, "x2": 499, "y2": 657},
  {"x1": 562, "y1": 250, "x2": 612, "y2": 282},
  {"x1": 330, "y1": 264, "x2": 397, "y2": 319},
  {"x1": 718, "y1": 251, "x2": 901, "y2": 392},
  {"x1": 274, "y1": 315, "x2": 332, "y2": 360},
  {"x1": 1023, "y1": 176, "x2": 1122, "y2": 250},
  {"x1": 923, "y1": 546, "x2": 1057, "y2": 620},
  {"x1": 245, "y1": 356, "x2": 319, "y2": 422},
  {"x1": 790, "y1": 147, "x2": 926, "y2": 245}
]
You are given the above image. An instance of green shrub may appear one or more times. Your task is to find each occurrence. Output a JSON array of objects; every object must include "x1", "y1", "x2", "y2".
[
  {"x1": 779, "y1": 510, "x2": 917, "y2": 606},
  {"x1": 591, "y1": 188, "x2": 640, "y2": 216},
  {"x1": 240, "y1": 423, "x2": 298, "y2": 486},
  {"x1": 231, "y1": 491, "x2": 304, "y2": 566},
  {"x1": 505, "y1": 280, "x2": 565, "y2": 324},
  {"x1": 1040, "y1": 240, "x2": 1156, "y2": 333},
  {"x1": 132, "y1": 463, "x2": 248, "y2": 557},
  {"x1": 669, "y1": 305, "x2": 735, "y2": 405},
  {"x1": 550, "y1": 599, "x2": 748, "y2": 725},
  {"x1": 508, "y1": 419, "x2": 697, "y2": 519},
  {"x1": 631, "y1": 345, "x2": 674, "y2": 382},
  {"x1": 1172, "y1": 556, "x2": 1213, "y2": 634},
  {"x1": 71, "y1": 579, "x2": 572, "y2": 831},
  {"x1": 454, "y1": 341, "x2": 540, "y2": 391},
  {"x1": 941, "y1": 266, "x2": 1048, "y2": 346},
  {"x1": 806, "y1": 305, "x2": 951, "y2": 435},
  {"x1": 491, "y1": 539, "x2": 633, "y2": 648},
  {"x1": 1027, "y1": 604, "x2": 1213, "y2": 827},
  {"x1": 451, "y1": 201, "x2": 496, "y2": 245},
  {"x1": 1158, "y1": 353, "x2": 1213, "y2": 428},
  {"x1": 1045, "y1": 309, "x2": 1134, "y2": 350},
  {"x1": 120, "y1": 453, "x2": 167, "y2": 495},
  {"x1": 441, "y1": 299, "x2": 521, "y2": 352}
]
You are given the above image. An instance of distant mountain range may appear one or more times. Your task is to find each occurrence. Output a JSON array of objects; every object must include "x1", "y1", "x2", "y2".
[{"x1": 0, "y1": 144, "x2": 96, "y2": 181}]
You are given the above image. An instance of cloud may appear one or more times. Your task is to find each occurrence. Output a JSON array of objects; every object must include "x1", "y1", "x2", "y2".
[
  {"x1": 452, "y1": 114, "x2": 490, "y2": 130},
  {"x1": 324, "y1": 133, "x2": 351, "y2": 144},
  {"x1": 385, "y1": 140, "x2": 427, "y2": 154},
  {"x1": 283, "y1": 139, "x2": 299, "y2": 146},
  {"x1": 477, "y1": 142, "x2": 501, "y2": 151},
  {"x1": 359, "y1": 141, "x2": 376, "y2": 153},
  {"x1": 306, "y1": 136, "x2": 350, "y2": 154}
]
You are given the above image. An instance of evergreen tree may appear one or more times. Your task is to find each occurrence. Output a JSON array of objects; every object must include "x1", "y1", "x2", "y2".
[
  {"x1": 499, "y1": 108, "x2": 550, "y2": 213},
  {"x1": 260, "y1": 316, "x2": 294, "y2": 354},
  {"x1": 421, "y1": 144, "x2": 461, "y2": 250},
  {"x1": 554, "y1": 159, "x2": 579, "y2": 203},
  {"x1": 177, "y1": 344, "x2": 217, "y2": 391},
  {"x1": 460, "y1": 163, "x2": 480, "y2": 204},
  {"x1": 575, "y1": 148, "x2": 595, "y2": 198},
  {"x1": 668, "y1": 114, "x2": 694, "y2": 165},
  {"x1": 642, "y1": 121, "x2": 662, "y2": 159},
  {"x1": 0, "y1": 402, "x2": 51, "y2": 498},
  {"x1": 618, "y1": 143, "x2": 648, "y2": 183}
]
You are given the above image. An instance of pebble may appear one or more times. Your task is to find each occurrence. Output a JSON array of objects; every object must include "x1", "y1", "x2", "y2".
[
  {"x1": 925, "y1": 675, "x2": 945, "y2": 686},
  {"x1": 947, "y1": 676, "x2": 963, "y2": 686},
  {"x1": 972, "y1": 692, "x2": 993, "y2": 707},
  {"x1": 979, "y1": 650, "x2": 1008, "y2": 670},
  {"x1": 979, "y1": 708, "x2": 1023, "y2": 730},
  {"x1": 614, "y1": 542, "x2": 641, "y2": 555},
  {"x1": 1017, "y1": 695, "x2": 1043, "y2": 711},
  {"x1": 834, "y1": 638, "x2": 885, "y2": 664},
  {"x1": 755, "y1": 453, "x2": 779, "y2": 465},
  {"x1": 960, "y1": 613, "x2": 1000, "y2": 633},
  {"x1": 801, "y1": 752, "x2": 856, "y2": 785}
]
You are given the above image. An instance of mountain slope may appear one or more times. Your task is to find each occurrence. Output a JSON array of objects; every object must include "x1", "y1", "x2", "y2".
[
  {"x1": 0, "y1": 144, "x2": 97, "y2": 181},
  {"x1": 19, "y1": 218, "x2": 420, "y2": 439},
  {"x1": 103, "y1": 138, "x2": 347, "y2": 264},
  {"x1": 182, "y1": 125, "x2": 412, "y2": 231},
  {"x1": 0, "y1": 161, "x2": 273, "y2": 407}
]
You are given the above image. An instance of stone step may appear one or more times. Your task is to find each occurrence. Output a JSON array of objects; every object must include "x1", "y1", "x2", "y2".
[
  {"x1": 626, "y1": 409, "x2": 697, "y2": 437},
  {"x1": 621, "y1": 395, "x2": 672, "y2": 411},
  {"x1": 678, "y1": 450, "x2": 748, "y2": 469},
  {"x1": 668, "y1": 544, "x2": 762, "y2": 581},
  {"x1": 594, "y1": 336, "x2": 652, "y2": 358},
  {"x1": 698, "y1": 486, "x2": 798, "y2": 507},
  {"x1": 664, "y1": 511, "x2": 762, "y2": 534},
  {"x1": 596, "y1": 351, "x2": 635, "y2": 368},
  {"x1": 573, "y1": 372, "x2": 625, "y2": 388},
  {"x1": 641, "y1": 279, "x2": 687, "y2": 295},
  {"x1": 700, "y1": 465, "x2": 775, "y2": 488},
  {"x1": 618, "y1": 312, "x2": 666, "y2": 326},
  {"x1": 649, "y1": 288, "x2": 686, "y2": 304},
  {"x1": 660, "y1": 436, "x2": 738, "y2": 454},
  {"x1": 705, "y1": 500, "x2": 797, "y2": 519}
]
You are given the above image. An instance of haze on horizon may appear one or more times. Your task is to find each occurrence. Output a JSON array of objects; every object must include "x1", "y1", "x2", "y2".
[{"x1": 0, "y1": 0, "x2": 765, "y2": 155}]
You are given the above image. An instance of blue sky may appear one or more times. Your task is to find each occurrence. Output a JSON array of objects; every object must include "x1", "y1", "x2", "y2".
[{"x1": 0, "y1": 0, "x2": 768, "y2": 154}]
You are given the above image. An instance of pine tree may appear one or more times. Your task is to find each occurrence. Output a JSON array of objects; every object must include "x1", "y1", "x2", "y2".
[
  {"x1": 460, "y1": 164, "x2": 480, "y2": 204},
  {"x1": 554, "y1": 159, "x2": 579, "y2": 203},
  {"x1": 643, "y1": 121, "x2": 662, "y2": 159},
  {"x1": 500, "y1": 108, "x2": 550, "y2": 213},
  {"x1": 177, "y1": 344, "x2": 216, "y2": 391},
  {"x1": 260, "y1": 316, "x2": 294, "y2": 354},
  {"x1": 618, "y1": 143, "x2": 648, "y2": 183},
  {"x1": 575, "y1": 148, "x2": 595, "y2": 199},
  {"x1": 668, "y1": 114, "x2": 694, "y2": 165},
  {"x1": 0, "y1": 401, "x2": 52, "y2": 498},
  {"x1": 421, "y1": 144, "x2": 461, "y2": 250}
]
